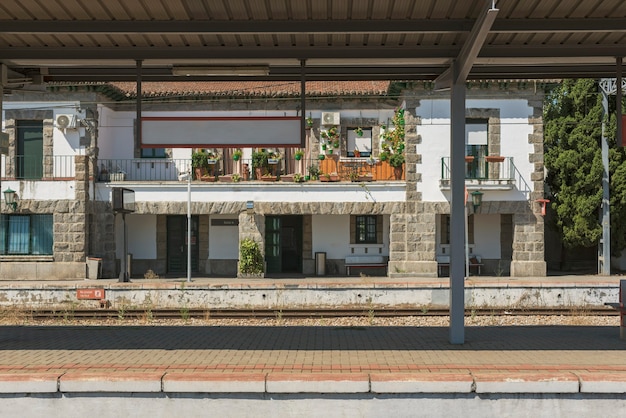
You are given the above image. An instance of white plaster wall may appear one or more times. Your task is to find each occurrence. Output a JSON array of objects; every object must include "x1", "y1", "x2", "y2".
[
  {"x1": 94, "y1": 183, "x2": 405, "y2": 204},
  {"x1": 473, "y1": 214, "x2": 501, "y2": 259},
  {"x1": 208, "y1": 214, "x2": 239, "y2": 259},
  {"x1": 312, "y1": 215, "x2": 350, "y2": 259},
  {"x1": 415, "y1": 99, "x2": 534, "y2": 203},
  {"x1": 1, "y1": 180, "x2": 75, "y2": 201},
  {"x1": 115, "y1": 214, "x2": 157, "y2": 259}
]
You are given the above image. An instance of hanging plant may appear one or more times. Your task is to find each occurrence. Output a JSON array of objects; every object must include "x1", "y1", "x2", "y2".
[
  {"x1": 354, "y1": 127, "x2": 363, "y2": 137},
  {"x1": 306, "y1": 116, "x2": 314, "y2": 127},
  {"x1": 294, "y1": 149, "x2": 304, "y2": 160},
  {"x1": 332, "y1": 140, "x2": 339, "y2": 148},
  {"x1": 232, "y1": 149, "x2": 243, "y2": 161},
  {"x1": 318, "y1": 154, "x2": 326, "y2": 160}
]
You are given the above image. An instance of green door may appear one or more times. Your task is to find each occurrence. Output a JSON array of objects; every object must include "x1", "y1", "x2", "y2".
[
  {"x1": 167, "y1": 215, "x2": 199, "y2": 274},
  {"x1": 17, "y1": 120, "x2": 43, "y2": 179},
  {"x1": 265, "y1": 216, "x2": 303, "y2": 274},
  {"x1": 265, "y1": 216, "x2": 281, "y2": 274}
]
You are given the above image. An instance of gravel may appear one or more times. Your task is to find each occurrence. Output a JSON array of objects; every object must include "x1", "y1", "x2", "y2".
[{"x1": 0, "y1": 313, "x2": 619, "y2": 327}]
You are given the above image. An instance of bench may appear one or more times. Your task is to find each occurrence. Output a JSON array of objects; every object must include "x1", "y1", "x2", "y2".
[
  {"x1": 436, "y1": 255, "x2": 483, "y2": 277},
  {"x1": 345, "y1": 255, "x2": 387, "y2": 276}
]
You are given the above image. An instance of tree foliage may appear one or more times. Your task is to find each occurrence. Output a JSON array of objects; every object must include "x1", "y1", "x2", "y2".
[{"x1": 544, "y1": 79, "x2": 626, "y2": 255}]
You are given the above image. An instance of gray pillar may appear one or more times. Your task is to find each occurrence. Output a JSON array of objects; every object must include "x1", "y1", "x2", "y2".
[
  {"x1": 600, "y1": 87, "x2": 610, "y2": 275},
  {"x1": 449, "y1": 74, "x2": 466, "y2": 344}
]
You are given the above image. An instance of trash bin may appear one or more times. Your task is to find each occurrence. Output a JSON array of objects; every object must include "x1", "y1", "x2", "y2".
[
  {"x1": 315, "y1": 252, "x2": 326, "y2": 276},
  {"x1": 87, "y1": 257, "x2": 102, "y2": 279}
]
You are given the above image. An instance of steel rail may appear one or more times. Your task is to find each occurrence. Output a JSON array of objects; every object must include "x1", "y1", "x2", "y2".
[{"x1": 23, "y1": 307, "x2": 619, "y2": 320}]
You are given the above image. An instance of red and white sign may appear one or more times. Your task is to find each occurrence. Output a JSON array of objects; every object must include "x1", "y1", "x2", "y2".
[{"x1": 77, "y1": 288, "x2": 106, "y2": 300}]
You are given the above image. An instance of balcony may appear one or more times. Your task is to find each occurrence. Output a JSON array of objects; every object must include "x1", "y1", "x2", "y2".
[
  {"x1": 1, "y1": 155, "x2": 76, "y2": 180},
  {"x1": 439, "y1": 156, "x2": 518, "y2": 191},
  {"x1": 97, "y1": 156, "x2": 405, "y2": 183}
]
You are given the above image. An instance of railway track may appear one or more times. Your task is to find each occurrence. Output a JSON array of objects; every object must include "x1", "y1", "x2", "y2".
[{"x1": 24, "y1": 307, "x2": 618, "y2": 320}]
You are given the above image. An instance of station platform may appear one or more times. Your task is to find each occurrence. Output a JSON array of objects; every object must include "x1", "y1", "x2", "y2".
[{"x1": 1, "y1": 275, "x2": 625, "y2": 417}]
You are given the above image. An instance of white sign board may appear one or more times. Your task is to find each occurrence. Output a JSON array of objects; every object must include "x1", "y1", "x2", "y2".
[
  {"x1": 141, "y1": 116, "x2": 302, "y2": 147},
  {"x1": 0, "y1": 132, "x2": 8, "y2": 155}
]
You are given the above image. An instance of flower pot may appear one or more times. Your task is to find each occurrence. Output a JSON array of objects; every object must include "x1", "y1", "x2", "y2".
[
  {"x1": 485, "y1": 155, "x2": 505, "y2": 163},
  {"x1": 464, "y1": 156, "x2": 474, "y2": 163},
  {"x1": 393, "y1": 166, "x2": 403, "y2": 180}
]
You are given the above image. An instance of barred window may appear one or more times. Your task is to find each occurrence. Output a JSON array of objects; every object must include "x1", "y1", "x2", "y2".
[{"x1": 0, "y1": 214, "x2": 53, "y2": 255}]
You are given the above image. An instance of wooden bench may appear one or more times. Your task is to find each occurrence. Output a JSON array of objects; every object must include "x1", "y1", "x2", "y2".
[
  {"x1": 436, "y1": 255, "x2": 483, "y2": 277},
  {"x1": 345, "y1": 255, "x2": 387, "y2": 275}
]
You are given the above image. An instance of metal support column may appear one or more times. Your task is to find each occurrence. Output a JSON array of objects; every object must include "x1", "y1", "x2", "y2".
[
  {"x1": 449, "y1": 69, "x2": 466, "y2": 345},
  {"x1": 600, "y1": 86, "x2": 610, "y2": 275}
]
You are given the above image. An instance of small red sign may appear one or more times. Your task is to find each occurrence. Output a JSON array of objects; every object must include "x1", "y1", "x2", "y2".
[{"x1": 77, "y1": 288, "x2": 105, "y2": 300}]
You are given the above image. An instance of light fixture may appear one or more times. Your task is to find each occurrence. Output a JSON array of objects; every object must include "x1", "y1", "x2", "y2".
[
  {"x1": 246, "y1": 201, "x2": 254, "y2": 215},
  {"x1": 535, "y1": 198, "x2": 550, "y2": 216},
  {"x1": 471, "y1": 190, "x2": 483, "y2": 213},
  {"x1": 3, "y1": 188, "x2": 17, "y2": 211},
  {"x1": 172, "y1": 66, "x2": 270, "y2": 77}
]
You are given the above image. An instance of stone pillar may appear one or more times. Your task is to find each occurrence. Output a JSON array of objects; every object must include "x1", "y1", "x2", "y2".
[
  {"x1": 510, "y1": 98, "x2": 547, "y2": 277},
  {"x1": 237, "y1": 211, "x2": 265, "y2": 277},
  {"x1": 510, "y1": 211, "x2": 546, "y2": 276}
]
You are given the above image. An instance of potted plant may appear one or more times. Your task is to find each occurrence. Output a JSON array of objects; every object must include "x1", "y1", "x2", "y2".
[
  {"x1": 267, "y1": 151, "x2": 281, "y2": 164},
  {"x1": 306, "y1": 116, "x2": 314, "y2": 127},
  {"x1": 380, "y1": 108, "x2": 406, "y2": 180},
  {"x1": 318, "y1": 154, "x2": 325, "y2": 160},
  {"x1": 293, "y1": 173, "x2": 304, "y2": 183},
  {"x1": 233, "y1": 149, "x2": 243, "y2": 161},
  {"x1": 353, "y1": 149, "x2": 361, "y2": 158},
  {"x1": 465, "y1": 155, "x2": 475, "y2": 163},
  {"x1": 252, "y1": 150, "x2": 269, "y2": 179},
  {"x1": 308, "y1": 164, "x2": 320, "y2": 180},
  {"x1": 192, "y1": 149, "x2": 209, "y2": 179},
  {"x1": 238, "y1": 238, "x2": 264, "y2": 277},
  {"x1": 354, "y1": 127, "x2": 363, "y2": 137},
  {"x1": 232, "y1": 173, "x2": 242, "y2": 183},
  {"x1": 294, "y1": 149, "x2": 304, "y2": 161}
]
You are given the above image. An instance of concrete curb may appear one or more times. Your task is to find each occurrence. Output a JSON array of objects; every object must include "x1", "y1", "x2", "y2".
[{"x1": 59, "y1": 372, "x2": 164, "y2": 392}]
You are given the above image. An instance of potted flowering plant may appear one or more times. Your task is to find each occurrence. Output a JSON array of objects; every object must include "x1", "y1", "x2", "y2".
[
  {"x1": 380, "y1": 108, "x2": 406, "y2": 179},
  {"x1": 233, "y1": 149, "x2": 243, "y2": 161},
  {"x1": 294, "y1": 149, "x2": 304, "y2": 160}
]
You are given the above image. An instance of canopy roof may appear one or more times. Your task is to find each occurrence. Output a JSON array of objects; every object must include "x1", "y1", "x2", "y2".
[{"x1": 0, "y1": 0, "x2": 625, "y2": 89}]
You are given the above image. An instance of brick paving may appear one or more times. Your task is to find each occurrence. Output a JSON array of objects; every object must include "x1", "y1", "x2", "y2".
[{"x1": 0, "y1": 324, "x2": 624, "y2": 376}]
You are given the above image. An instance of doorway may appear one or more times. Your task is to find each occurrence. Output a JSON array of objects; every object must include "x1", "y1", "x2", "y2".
[
  {"x1": 265, "y1": 215, "x2": 303, "y2": 274},
  {"x1": 167, "y1": 215, "x2": 199, "y2": 274},
  {"x1": 17, "y1": 120, "x2": 43, "y2": 179}
]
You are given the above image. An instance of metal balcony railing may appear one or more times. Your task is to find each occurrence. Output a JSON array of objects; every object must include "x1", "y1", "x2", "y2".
[
  {"x1": 440, "y1": 156, "x2": 516, "y2": 185},
  {"x1": 2, "y1": 155, "x2": 76, "y2": 180}
]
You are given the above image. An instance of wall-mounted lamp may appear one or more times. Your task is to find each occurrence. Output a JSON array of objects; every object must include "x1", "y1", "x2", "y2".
[
  {"x1": 3, "y1": 188, "x2": 17, "y2": 211},
  {"x1": 471, "y1": 190, "x2": 483, "y2": 213},
  {"x1": 246, "y1": 201, "x2": 255, "y2": 215}
]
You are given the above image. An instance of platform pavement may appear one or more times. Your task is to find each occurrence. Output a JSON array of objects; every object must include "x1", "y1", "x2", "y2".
[{"x1": 0, "y1": 274, "x2": 625, "y2": 399}]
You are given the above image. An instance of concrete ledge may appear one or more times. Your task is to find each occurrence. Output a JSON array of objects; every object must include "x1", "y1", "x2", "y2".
[
  {"x1": 163, "y1": 372, "x2": 266, "y2": 393},
  {"x1": 266, "y1": 373, "x2": 370, "y2": 393},
  {"x1": 578, "y1": 372, "x2": 626, "y2": 393},
  {"x1": 0, "y1": 373, "x2": 61, "y2": 393},
  {"x1": 370, "y1": 372, "x2": 474, "y2": 393},
  {"x1": 59, "y1": 372, "x2": 163, "y2": 392},
  {"x1": 473, "y1": 372, "x2": 579, "y2": 393}
]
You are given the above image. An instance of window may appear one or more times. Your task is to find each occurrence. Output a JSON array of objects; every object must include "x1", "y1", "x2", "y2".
[
  {"x1": 347, "y1": 128, "x2": 372, "y2": 157},
  {"x1": 466, "y1": 119, "x2": 488, "y2": 179},
  {"x1": 141, "y1": 148, "x2": 166, "y2": 158},
  {"x1": 440, "y1": 214, "x2": 474, "y2": 245},
  {"x1": 0, "y1": 214, "x2": 53, "y2": 255},
  {"x1": 351, "y1": 215, "x2": 382, "y2": 244}
]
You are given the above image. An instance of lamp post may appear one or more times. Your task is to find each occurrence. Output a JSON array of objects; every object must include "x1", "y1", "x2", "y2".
[
  {"x1": 471, "y1": 190, "x2": 484, "y2": 213},
  {"x1": 3, "y1": 188, "x2": 17, "y2": 211},
  {"x1": 179, "y1": 170, "x2": 192, "y2": 283}
]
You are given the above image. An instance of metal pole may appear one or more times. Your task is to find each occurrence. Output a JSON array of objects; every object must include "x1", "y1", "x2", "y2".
[
  {"x1": 600, "y1": 87, "x2": 610, "y2": 275},
  {"x1": 119, "y1": 213, "x2": 129, "y2": 282},
  {"x1": 465, "y1": 205, "x2": 470, "y2": 279},
  {"x1": 449, "y1": 68, "x2": 466, "y2": 345},
  {"x1": 187, "y1": 170, "x2": 191, "y2": 282}
]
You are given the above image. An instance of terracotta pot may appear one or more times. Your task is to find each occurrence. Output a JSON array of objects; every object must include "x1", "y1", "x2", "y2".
[
  {"x1": 393, "y1": 166, "x2": 403, "y2": 180},
  {"x1": 485, "y1": 155, "x2": 505, "y2": 163}
]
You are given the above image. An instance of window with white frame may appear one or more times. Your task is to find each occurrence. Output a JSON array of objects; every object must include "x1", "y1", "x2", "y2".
[{"x1": 347, "y1": 128, "x2": 372, "y2": 157}]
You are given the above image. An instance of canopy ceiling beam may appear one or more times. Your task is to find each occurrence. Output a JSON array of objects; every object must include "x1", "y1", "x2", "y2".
[
  {"x1": 0, "y1": 18, "x2": 624, "y2": 34},
  {"x1": 435, "y1": 1, "x2": 499, "y2": 90}
]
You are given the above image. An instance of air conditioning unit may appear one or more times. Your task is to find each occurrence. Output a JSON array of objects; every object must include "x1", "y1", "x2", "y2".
[
  {"x1": 321, "y1": 112, "x2": 340, "y2": 125},
  {"x1": 56, "y1": 114, "x2": 77, "y2": 129}
]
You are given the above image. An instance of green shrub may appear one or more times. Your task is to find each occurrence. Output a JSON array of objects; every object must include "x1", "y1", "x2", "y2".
[{"x1": 239, "y1": 238, "x2": 264, "y2": 275}]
